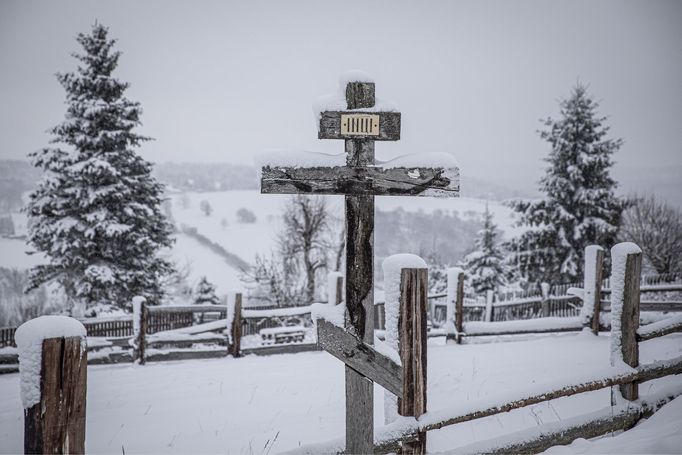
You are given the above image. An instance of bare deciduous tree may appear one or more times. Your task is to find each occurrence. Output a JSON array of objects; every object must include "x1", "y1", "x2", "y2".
[
  {"x1": 243, "y1": 195, "x2": 343, "y2": 306},
  {"x1": 618, "y1": 195, "x2": 682, "y2": 274},
  {"x1": 280, "y1": 196, "x2": 330, "y2": 304}
]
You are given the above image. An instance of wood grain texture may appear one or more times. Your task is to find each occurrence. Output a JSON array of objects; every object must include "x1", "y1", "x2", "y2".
[
  {"x1": 346, "y1": 82, "x2": 375, "y2": 109},
  {"x1": 318, "y1": 319, "x2": 402, "y2": 396},
  {"x1": 136, "y1": 301, "x2": 147, "y2": 365},
  {"x1": 345, "y1": 195, "x2": 375, "y2": 343},
  {"x1": 261, "y1": 165, "x2": 459, "y2": 197},
  {"x1": 454, "y1": 271, "x2": 464, "y2": 344},
  {"x1": 334, "y1": 275, "x2": 344, "y2": 306},
  {"x1": 345, "y1": 193, "x2": 375, "y2": 455},
  {"x1": 463, "y1": 407, "x2": 640, "y2": 455},
  {"x1": 24, "y1": 336, "x2": 87, "y2": 454},
  {"x1": 399, "y1": 268, "x2": 428, "y2": 454},
  {"x1": 319, "y1": 111, "x2": 401, "y2": 141},
  {"x1": 229, "y1": 294, "x2": 243, "y2": 358},
  {"x1": 345, "y1": 368, "x2": 374, "y2": 455},
  {"x1": 343, "y1": 81, "x2": 376, "y2": 455},
  {"x1": 620, "y1": 252, "x2": 641, "y2": 401},
  {"x1": 588, "y1": 249, "x2": 605, "y2": 335}
]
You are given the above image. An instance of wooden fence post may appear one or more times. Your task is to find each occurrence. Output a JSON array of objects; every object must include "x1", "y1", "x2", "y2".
[
  {"x1": 540, "y1": 283, "x2": 550, "y2": 317},
  {"x1": 399, "y1": 268, "x2": 428, "y2": 454},
  {"x1": 485, "y1": 290, "x2": 494, "y2": 322},
  {"x1": 609, "y1": 243, "x2": 641, "y2": 402},
  {"x1": 446, "y1": 267, "x2": 465, "y2": 343},
  {"x1": 328, "y1": 272, "x2": 344, "y2": 305},
  {"x1": 16, "y1": 316, "x2": 87, "y2": 454},
  {"x1": 132, "y1": 296, "x2": 147, "y2": 365},
  {"x1": 229, "y1": 293, "x2": 243, "y2": 358},
  {"x1": 582, "y1": 245, "x2": 605, "y2": 334}
]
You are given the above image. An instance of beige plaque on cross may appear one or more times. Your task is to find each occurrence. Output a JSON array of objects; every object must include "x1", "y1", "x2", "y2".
[{"x1": 341, "y1": 114, "x2": 380, "y2": 136}]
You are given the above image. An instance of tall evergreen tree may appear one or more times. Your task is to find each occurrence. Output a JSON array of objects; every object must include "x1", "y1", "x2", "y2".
[
  {"x1": 25, "y1": 24, "x2": 174, "y2": 311},
  {"x1": 460, "y1": 206, "x2": 508, "y2": 293},
  {"x1": 508, "y1": 84, "x2": 624, "y2": 284},
  {"x1": 193, "y1": 276, "x2": 220, "y2": 305}
]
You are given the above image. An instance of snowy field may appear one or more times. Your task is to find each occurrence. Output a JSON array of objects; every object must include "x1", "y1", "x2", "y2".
[
  {"x1": 0, "y1": 332, "x2": 680, "y2": 454},
  {"x1": 0, "y1": 190, "x2": 516, "y2": 298}
]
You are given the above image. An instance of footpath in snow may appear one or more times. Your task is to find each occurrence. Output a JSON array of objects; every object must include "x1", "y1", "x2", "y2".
[{"x1": 0, "y1": 332, "x2": 680, "y2": 453}]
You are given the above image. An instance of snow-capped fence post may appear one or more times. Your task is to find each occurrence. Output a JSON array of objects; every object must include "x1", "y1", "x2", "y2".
[
  {"x1": 485, "y1": 289, "x2": 494, "y2": 322},
  {"x1": 327, "y1": 271, "x2": 343, "y2": 305},
  {"x1": 609, "y1": 242, "x2": 642, "y2": 402},
  {"x1": 16, "y1": 316, "x2": 87, "y2": 454},
  {"x1": 399, "y1": 267, "x2": 429, "y2": 454},
  {"x1": 582, "y1": 245, "x2": 605, "y2": 334},
  {"x1": 540, "y1": 282, "x2": 551, "y2": 317},
  {"x1": 132, "y1": 296, "x2": 147, "y2": 365},
  {"x1": 228, "y1": 293, "x2": 243, "y2": 357},
  {"x1": 446, "y1": 267, "x2": 465, "y2": 343}
]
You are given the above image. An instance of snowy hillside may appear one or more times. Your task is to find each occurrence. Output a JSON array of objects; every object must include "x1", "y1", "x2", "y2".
[
  {"x1": 0, "y1": 191, "x2": 518, "y2": 298},
  {"x1": 167, "y1": 190, "x2": 518, "y2": 295}
]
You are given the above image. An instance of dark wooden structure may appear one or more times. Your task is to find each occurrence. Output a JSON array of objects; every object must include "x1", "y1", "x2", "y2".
[
  {"x1": 24, "y1": 336, "x2": 87, "y2": 454},
  {"x1": 261, "y1": 77, "x2": 458, "y2": 453}
]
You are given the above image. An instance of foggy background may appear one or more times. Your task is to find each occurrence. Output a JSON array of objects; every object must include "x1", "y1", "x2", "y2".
[{"x1": 1, "y1": 0, "x2": 681, "y2": 201}]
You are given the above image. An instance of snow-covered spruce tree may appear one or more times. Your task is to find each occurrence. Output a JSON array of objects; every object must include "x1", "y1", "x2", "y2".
[
  {"x1": 25, "y1": 24, "x2": 174, "y2": 311},
  {"x1": 460, "y1": 207, "x2": 508, "y2": 294},
  {"x1": 508, "y1": 84, "x2": 625, "y2": 284},
  {"x1": 193, "y1": 276, "x2": 220, "y2": 305}
]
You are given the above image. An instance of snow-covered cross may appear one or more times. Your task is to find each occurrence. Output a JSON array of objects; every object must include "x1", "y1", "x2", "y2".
[{"x1": 260, "y1": 74, "x2": 459, "y2": 453}]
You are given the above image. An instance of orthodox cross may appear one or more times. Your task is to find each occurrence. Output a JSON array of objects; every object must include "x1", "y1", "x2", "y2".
[{"x1": 260, "y1": 78, "x2": 459, "y2": 453}]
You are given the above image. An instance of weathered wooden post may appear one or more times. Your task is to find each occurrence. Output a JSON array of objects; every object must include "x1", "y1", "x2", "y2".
[
  {"x1": 132, "y1": 296, "x2": 147, "y2": 364},
  {"x1": 446, "y1": 267, "x2": 465, "y2": 344},
  {"x1": 540, "y1": 282, "x2": 551, "y2": 317},
  {"x1": 16, "y1": 316, "x2": 87, "y2": 454},
  {"x1": 609, "y1": 242, "x2": 641, "y2": 401},
  {"x1": 327, "y1": 271, "x2": 344, "y2": 305},
  {"x1": 228, "y1": 293, "x2": 243, "y2": 358},
  {"x1": 261, "y1": 73, "x2": 459, "y2": 453},
  {"x1": 581, "y1": 245, "x2": 605, "y2": 334},
  {"x1": 399, "y1": 267, "x2": 429, "y2": 453},
  {"x1": 485, "y1": 289, "x2": 494, "y2": 322}
]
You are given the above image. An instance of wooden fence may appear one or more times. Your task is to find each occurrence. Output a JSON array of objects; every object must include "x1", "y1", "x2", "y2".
[{"x1": 294, "y1": 244, "x2": 682, "y2": 454}]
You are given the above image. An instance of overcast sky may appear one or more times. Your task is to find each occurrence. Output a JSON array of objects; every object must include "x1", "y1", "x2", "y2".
[{"x1": 1, "y1": 0, "x2": 681, "y2": 196}]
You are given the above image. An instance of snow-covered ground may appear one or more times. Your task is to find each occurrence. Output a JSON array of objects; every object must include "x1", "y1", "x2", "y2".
[{"x1": 0, "y1": 332, "x2": 680, "y2": 453}]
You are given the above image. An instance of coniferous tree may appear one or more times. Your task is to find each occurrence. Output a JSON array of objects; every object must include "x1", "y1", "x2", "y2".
[
  {"x1": 25, "y1": 24, "x2": 174, "y2": 311},
  {"x1": 460, "y1": 207, "x2": 508, "y2": 293},
  {"x1": 508, "y1": 84, "x2": 625, "y2": 284},
  {"x1": 193, "y1": 276, "x2": 220, "y2": 305}
]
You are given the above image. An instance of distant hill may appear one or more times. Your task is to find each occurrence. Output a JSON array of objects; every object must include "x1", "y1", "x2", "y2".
[
  {"x1": 153, "y1": 162, "x2": 257, "y2": 192},
  {"x1": 0, "y1": 160, "x2": 42, "y2": 212}
]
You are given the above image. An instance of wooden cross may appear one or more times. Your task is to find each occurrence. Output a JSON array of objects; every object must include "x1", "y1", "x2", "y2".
[{"x1": 261, "y1": 78, "x2": 459, "y2": 453}]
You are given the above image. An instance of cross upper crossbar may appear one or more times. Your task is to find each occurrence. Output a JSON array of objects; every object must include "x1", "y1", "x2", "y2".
[{"x1": 261, "y1": 162, "x2": 459, "y2": 197}]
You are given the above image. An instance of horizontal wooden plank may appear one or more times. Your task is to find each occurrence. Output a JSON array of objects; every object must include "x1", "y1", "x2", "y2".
[
  {"x1": 261, "y1": 165, "x2": 459, "y2": 197},
  {"x1": 319, "y1": 111, "x2": 400, "y2": 141},
  {"x1": 147, "y1": 305, "x2": 226, "y2": 314},
  {"x1": 317, "y1": 319, "x2": 402, "y2": 396},
  {"x1": 241, "y1": 343, "x2": 320, "y2": 356},
  {"x1": 455, "y1": 406, "x2": 640, "y2": 455}
]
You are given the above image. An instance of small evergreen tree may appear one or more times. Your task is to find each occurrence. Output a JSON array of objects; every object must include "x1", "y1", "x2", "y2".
[
  {"x1": 25, "y1": 24, "x2": 174, "y2": 311},
  {"x1": 460, "y1": 207, "x2": 508, "y2": 293},
  {"x1": 193, "y1": 276, "x2": 220, "y2": 305},
  {"x1": 508, "y1": 84, "x2": 625, "y2": 284}
]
